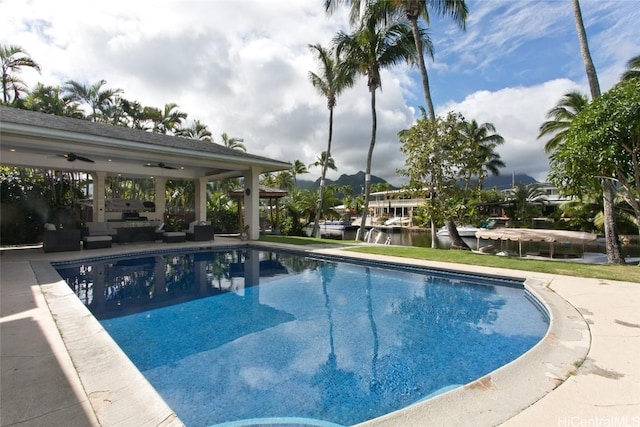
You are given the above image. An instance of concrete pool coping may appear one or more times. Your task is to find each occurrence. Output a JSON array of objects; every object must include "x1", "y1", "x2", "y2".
[{"x1": 1, "y1": 240, "x2": 638, "y2": 426}]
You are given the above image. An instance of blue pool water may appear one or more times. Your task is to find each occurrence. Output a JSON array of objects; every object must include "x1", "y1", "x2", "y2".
[{"x1": 56, "y1": 248, "x2": 548, "y2": 427}]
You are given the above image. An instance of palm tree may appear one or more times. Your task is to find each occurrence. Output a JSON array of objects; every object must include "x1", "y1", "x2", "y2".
[
  {"x1": 538, "y1": 91, "x2": 589, "y2": 153},
  {"x1": 176, "y1": 120, "x2": 213, "y2": 141},
  {"x1": 335, "y1": 6, "x2": 417, "y2": 239},
  {"x1": 120, "y1": 99, "x2": 155, "y2": 130},
  {"x1": 325, "y1": 0, "x2": 467, "y2": 120},
  {"x1": 309, "y1": 152, "x2": 337, "y2": 173},
  {"x1": 308, "y1": 43, "x2": 355, "y2": 237},
  {"x1": 394, "y1": 0, "x2": 466, "y2": 119},
  {"x1": 100, "y1": 96, "x2": 129, "y2": 126},
  {"x1": 260, "y1": 172, "x2": 276, "y2": 188},
  {"x1": 291, "y1": 160, "x2": 309, "y2": 186},
  {"x1": 23, "y1": 83, "x2": 83, "y2": 118},
  {"x1": 621, "y1": 54, "x2": 640, "y2": 81},
  {"x1": 571, "y1": 0, "x2": 623, "y2": 264},
  {"x1": 274, "y1": 170, "x2": 295, "y2": 191},
  {"x1": 572, "y1": 0, "x2": 600, "y2": 100},
  {"x1": 460, "y1": 119, "x2": 505, "y2": 190},
  {"x1": 507, "y1": 183, "x2": 548, "y2": 225},
  {"x1": 1, "y1": 44, "x2": 41, "y2": 104},
  {"x1": 326, "y1": 1, "x2": 466, "y2": 246},
  {"x1": 62, "y1": 79, "x2": 122, "y2": 122},
  {"x1": 219, "y1": 132, "x2": 246, "y2": 151},
  {"x1": 154, "y1": 103, "x2": 188, "y2": 134}
]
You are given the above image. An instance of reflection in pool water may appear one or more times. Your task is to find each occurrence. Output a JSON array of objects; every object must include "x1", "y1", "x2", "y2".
[{"x1": 56, "y1": 249, "x2": 548, "y2": 427}]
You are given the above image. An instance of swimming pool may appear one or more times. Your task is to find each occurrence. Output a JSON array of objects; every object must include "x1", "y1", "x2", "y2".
[{"x1": 56, "y1": 248, "x2": 549, "y2": 426}]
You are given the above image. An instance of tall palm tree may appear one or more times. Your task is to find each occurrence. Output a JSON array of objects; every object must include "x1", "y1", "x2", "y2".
[
  {"x1": 395, "y1": 0, "x2": 466, "y2": 119},
  {"x1": 572, "y1": 0, "x2": 600, "y2": 100},
  {"x1": 62, "y1": 79, "x2": 122, "y2": 122},
  {"x1": 621, "y1": 54, "x2": 640, "y2": 81},
  {"x1": 325, "y1": 0, "x2": 467, "y2": 120},
  {"x1": 308, "y1": 43, "x2": 355, "y2": 237},
  {"x1": 326, "y1": 0, "x2": 466, "y2": 246},
  {"x1": 460, "y1": 120, "x2": 505, "y2": 190},
  {"x1": 219, "y1": 132, "x2": 246, "y2": 151},
  {"x1": 335, "y1": 6, "x2": 417, "y2": 239},
  {"x1": 1, "y1": 44, "x2": 41, "y2": 104},
  {"x1": 538, "y1": 91, "x2": 589, "y2": 153},
  {"x1": 571, "y1": 0, "x2": 623, "y2": 264}
]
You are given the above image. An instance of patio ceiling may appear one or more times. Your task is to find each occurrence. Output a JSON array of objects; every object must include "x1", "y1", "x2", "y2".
[{"x1": 0, "y1": 106, "x2": 291, "y2": 181}]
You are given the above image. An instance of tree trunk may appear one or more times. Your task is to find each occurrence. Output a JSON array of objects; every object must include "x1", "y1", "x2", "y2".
[
  {"x1": 446, "y1": 218, "x2": 470, "y2": 250},
  {"x1": 572, "y1": 0, "x2": 623, "y2": 263},
  {"x1": 430, "y1": 218, "x2": 437, "y2": 248},
  {"x1": 312, "y1": 107, "x2": 334, "y2": 238},
  {"x1": 410, "y1": 16, "x2": 470, "y2": 248},
  {"x1": 602, "y1": 180, "x2": 625, "y2": 264},
  {"x1": 358, "y1": 89, "x2": 377, "y2": 240},
  {"x1": 409, "y1": 17, "x2": 435, "y2": 120},
  {"x1": 572, "y1": 0, "x2": 601, "y2": 100}
]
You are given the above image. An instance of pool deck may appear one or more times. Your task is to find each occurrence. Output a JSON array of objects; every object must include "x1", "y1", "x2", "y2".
[{"x1": 1, "y1": 238, "x2": 638, "y2": 427}]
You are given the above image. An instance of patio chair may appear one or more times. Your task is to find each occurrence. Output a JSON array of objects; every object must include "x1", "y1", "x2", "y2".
[{"x1": 186, "y1": 224, "x2": 215, "y2": 241}]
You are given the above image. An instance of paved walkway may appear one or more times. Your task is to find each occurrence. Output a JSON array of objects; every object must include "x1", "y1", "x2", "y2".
[
  {"x1": 504, "y1": 275, "x2": 640, "y2": 426},
  {"x1": 1, "y1": 241, "x2": 639, "y2": 426}
]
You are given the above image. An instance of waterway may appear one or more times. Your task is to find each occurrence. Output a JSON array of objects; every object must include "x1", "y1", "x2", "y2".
[{"x1": 342, "y1": 228, "x2": 640, "y2": 260}]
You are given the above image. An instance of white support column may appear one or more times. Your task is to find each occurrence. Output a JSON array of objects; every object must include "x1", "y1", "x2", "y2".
[
  {"x1": 243, "y1": 167, "x2": 261, "y2": 240},
  {"x1": 93, "y1": 171, "x2": 106, "y2": 222},
  {"x1": 154, "y1": 178, "x2": 167, "y2": 222},
  {"x1": 195, "y1": 177, "x2": 208, "y2": 222}
]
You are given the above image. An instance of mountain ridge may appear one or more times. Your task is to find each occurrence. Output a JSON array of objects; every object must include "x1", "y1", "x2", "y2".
[{"x1": 297, "y1": 172, "x2": 538, "y2": 194}]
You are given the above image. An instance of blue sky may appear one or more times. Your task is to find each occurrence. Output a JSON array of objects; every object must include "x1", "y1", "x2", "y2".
[{"x1": 2, "y1": 0, "x2": 639, "y2": 186}]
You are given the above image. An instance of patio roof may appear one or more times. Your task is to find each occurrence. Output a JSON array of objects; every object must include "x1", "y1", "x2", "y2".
[
  {"x1": 475, "y1": 228, "x2": 598, "y2": 245},
  {"x1": 0, "y1": 106, "x2": 291, "y2": 181},
  {"x1": 229, "y1": 185, "x2": 289, "y2": 199}
]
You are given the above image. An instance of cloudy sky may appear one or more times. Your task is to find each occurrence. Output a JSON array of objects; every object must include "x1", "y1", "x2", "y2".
[{"x1": 2, "y1": 0, "x2": 639, "y2": 186}]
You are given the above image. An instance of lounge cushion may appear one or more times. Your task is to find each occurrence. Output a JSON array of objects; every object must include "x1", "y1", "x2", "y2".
[
  {"x1": 85, "y1": 222, "x2": 118, "y2": 236},
  {"x1": 83, "y1": 235, "x2": 112, "y2": 249},
  {"x1": 163, "y1": 231, "x2": 186, "y2": 243}
]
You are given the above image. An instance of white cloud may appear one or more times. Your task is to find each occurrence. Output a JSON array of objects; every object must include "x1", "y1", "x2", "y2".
[{"x1": 439, "y1": 78, "x2": 581, "y2": 182}]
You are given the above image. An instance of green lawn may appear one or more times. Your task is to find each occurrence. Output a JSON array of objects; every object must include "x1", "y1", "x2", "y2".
[
  {"x1": 259, "y1": 235, "x2": 358, "y2": 246},
  {"x1": 259, "y1": 235, "x2": 640, "y2": 283}
]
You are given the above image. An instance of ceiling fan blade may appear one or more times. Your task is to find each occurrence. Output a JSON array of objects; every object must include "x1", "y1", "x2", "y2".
[
  {"x1": 145, "y1": 162, "x2": 176, "y2": 170},
  {"x1": 58, "y1": 152, "x2": 94, "y2": 163},
  {"x1": 76, "y1": 155, "x2": 95, "y2": 163},
  {"x1": 57, "y1": 153, "x2": 75, "y2": 161}
]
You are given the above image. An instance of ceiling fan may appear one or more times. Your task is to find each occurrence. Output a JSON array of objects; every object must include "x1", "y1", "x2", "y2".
[
  {"x1": 57, "y1": 152, "x2": 95, "y2": 163},
  {"x1": 144, "y1": 162, "x2": 177, "y2": 170}
]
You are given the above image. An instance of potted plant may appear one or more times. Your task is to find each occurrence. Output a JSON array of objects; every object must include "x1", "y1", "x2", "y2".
[{"x1": 240, "y1": 224, "x2": 250, "y2": 241}]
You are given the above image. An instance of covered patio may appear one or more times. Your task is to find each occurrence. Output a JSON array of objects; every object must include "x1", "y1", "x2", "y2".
[{"x1": 0, "y1": 106, "x2": 291, "y2": 240}]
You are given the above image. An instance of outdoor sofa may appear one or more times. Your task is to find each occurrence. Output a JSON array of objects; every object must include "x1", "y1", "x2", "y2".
[
  {"x1": 43, "y1": 228, "x2": 81, "y2": 253},
  {"x1": 83, "y1": 220, "x2": 162, "y2": 243}
]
